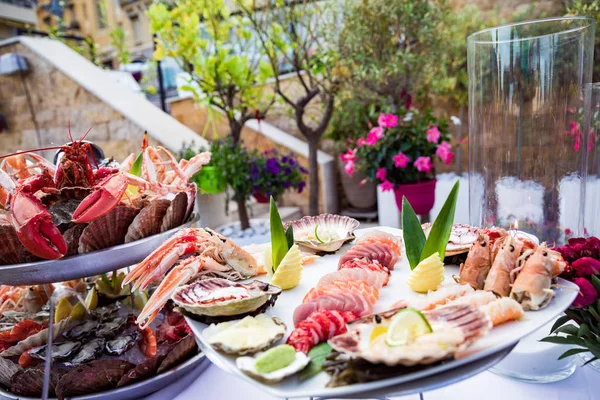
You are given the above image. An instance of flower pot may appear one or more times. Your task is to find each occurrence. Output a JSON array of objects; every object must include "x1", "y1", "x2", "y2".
[
  {"x1": 196, "y1": 166, "x2": 226, "y2": 194},
  {"x1": 253, "y1": 193, "x2": 270, "y2": 203},
  {"x1": 338, "y1": 160, "x2": 377, "y2": 211},
  {"x1": 393, "y1": 179, "x2": 437, "y2": 215}
]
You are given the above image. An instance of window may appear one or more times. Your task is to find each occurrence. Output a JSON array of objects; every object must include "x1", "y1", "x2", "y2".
[
  {"x1": 131, "y1": 15, "x2": 141, "y2": 43},
  {"x1": 95, "y1": 0, "x2": 107, "y2": 29}
]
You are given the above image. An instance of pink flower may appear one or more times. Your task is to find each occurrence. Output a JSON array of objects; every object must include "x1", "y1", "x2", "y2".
[
  {"x1": 366, "y1": 127, "x2": 384, "y2": 146},
  {"x1": 378, "y1": 113, "x2": 398, "y2": 129},
  {"x1": 571, "y1": 277, "x2": 598, "y2": 308},
  {"x1": 344, "y1": 160, "x2": 355, "y2": 177},
  {"x1": 340, "y1": 148, "x2": 357, "y2": 163},
  {"x1": 574, "y1": 134, "x2": 581, "y2": 151},
  {"x1": 357, "y1": 137, "x2": 366, "y2": 147},
  {"x1": 572, "y1": 257, "x2": 600, "y2": 277},
  {"x1": 393, "y1": 152, "x2": 410, "y2": 168},
  {"x1": 436, "y1": 141, "x2": 455, "y2": 165},
  {"x1": 414, "y1": 156, "x2": 433, "y2": 173},
  {"x1": 589, "y1": 130, "x2": 596, "y2": 151},
  {"x1": 375, "y1": 168, "x2": 387, "y2": 181},
  {"x1": 381, "y1": 180, "x2": 394, "y2": 192},
  {"x1": 426, "y1": 125, "x2": 441, "y2": 143}
]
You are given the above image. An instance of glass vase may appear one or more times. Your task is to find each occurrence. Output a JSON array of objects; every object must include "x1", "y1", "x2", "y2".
[
  {"x1": 468, "y1": 17, "x2": 596, "y2": 245},
  {"x1": 584, "y1": 83, "x2": 600, "y2": 237},
  {"x1": 468, "y1": 17, "x2": 596, "y2": 383}
]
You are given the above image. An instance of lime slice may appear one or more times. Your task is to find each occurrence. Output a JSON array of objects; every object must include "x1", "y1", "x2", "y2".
[
  {"x1": 385, "y1": 308, "x2": 432, "y2": 347},
  {"x1": 314, "y1": 225, "x2": 331, "y2": 244},
  {"x1": 255, "y1": 344, "x2": 296, "y2": 373},
  {"x1": 133, "y1": 290, "x2": 149, "y2": 311}
]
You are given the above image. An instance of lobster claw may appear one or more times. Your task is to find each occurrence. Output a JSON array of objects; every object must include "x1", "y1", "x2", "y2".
[
  {"x1": 72, "y1": 173, "x2": 128, "y2": 223},
  {"x1": 14, "y1": 195, "x2": 67, "y2": 260}
]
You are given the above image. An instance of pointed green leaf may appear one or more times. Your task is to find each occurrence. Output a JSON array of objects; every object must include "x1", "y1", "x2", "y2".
[
  {"x1": 592, "y1": 275, "x2": 600, "y2": 295},
  {"x1": 299, "y1": 343, "x2": 332, "y2": 381},
  {"x1": 583, "y1": 356, "x2": 599, "y2": 366},
  {"x1": 578, "y1": 323, "x2": 591, "y2": 338},
  {"x1": 558, "y1": 348, "x2": 589, "y2": 360},
  {"x1": 550, "y1": 315, "x2": 571, "y2": 333},
  {"x1": 285, "y1": 225, "x2": 294, "y2": 250},
  {"x1": 585, "y1": 339, "x2": 600, "y2": 359},
  {"x1": 129, "y1": 151, "x2": 143, "y2": 177},
  {"x1": 420, "y1": 181, "x2": 460, "y2": 261},
  {"x1": 555, "y1": 324, "x2": 579, "y2": 336},
  {"x1": 270, "y1": 197, "x2": 288, "y2": 272},
  {"x1": 539, "y1": 336, "x2": 585, "y2": 346},
  {"x1": 401, "y1": 196, "x2": 426, "y2": 270}
]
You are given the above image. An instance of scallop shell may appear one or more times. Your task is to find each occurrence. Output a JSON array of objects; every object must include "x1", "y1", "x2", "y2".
[
  {"x1": 156, "y1": 335, "x2": 198, "y2": 374},
  {"x1": 183, "y1": 183, "x2": 196, "y2": 222},
  {"x1": 422, "y1": 223, "x2": 480, "y2": 256},
  {"x1": 0, "y1": 357, "x2": 21, "y2": 387},
  {"x1": 78, "y1": 205, "x2": 139, "y2": 253},
  {"x1": 125, "y1": 198, "x2": 171, "y2": 243},
  {"x1": 328, "y1": 305, "x2": 491, "y2": 367},
  {"x1": 236, "y1": 351, "x2": 310, "y2": 383},
  {"x1": 285, "y1": 214, "x2": 360, "y2": 253},
  {"x1": 172, "y1": 278, "x2": 282, "y2": 324},
  {"x1": 0, "y1": 211, "x2": 25, "y2": 265},
  {"x1": 63, "y1": 224, "x2": 85, "y2": 256},
  {"x1": 204, "y1": 315, "x2": 287, "y2": 355},
  {"x1": 161, "y1": 192, "x2": 188, "y2": 232}
]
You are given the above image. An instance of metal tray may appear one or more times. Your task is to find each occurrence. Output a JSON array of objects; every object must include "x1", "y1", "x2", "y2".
[
  {"x1": 0, "y1": 217, "x2": 198, "y2": 286},
  {"x1": 0, "y1": 352, "x2": 208, "y2": 400}
]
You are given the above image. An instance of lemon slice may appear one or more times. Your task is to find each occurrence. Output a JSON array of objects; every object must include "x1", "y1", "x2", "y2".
[
  {"x1": 314, "y1": 224, "x2": 331, "y2": 244},
  {"x1": 385, "y1": 308, "x2": 432, "y2": 347}
]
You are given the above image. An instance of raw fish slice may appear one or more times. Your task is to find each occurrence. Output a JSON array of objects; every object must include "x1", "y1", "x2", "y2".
[
  {"x1": 337, "y1": 259, "x2": 390, "y2": 286},
  {"x1": 356, "y1": 230, "x2": 402, "y2": 248},
  {"x1": 318, "y1": 268, "x2": 388, "y2": 288},
  {"x1": 338, "y1": 241, "x2": 400, "y2": 270},
  {"x1": 303, "y1": 280, "x2": 379, "y2": 305},
  {"x1": 293, "y1": 292, "x2": 373, "y2": 326},
  {"x1": 286, "y1": 309, "x2": 357, "y2": 353},
  {"x1": 393, "y1": 283, "x2": 474, "y2": 310}
]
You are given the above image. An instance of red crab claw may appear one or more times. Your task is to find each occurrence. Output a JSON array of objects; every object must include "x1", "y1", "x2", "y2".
[
  {"x1": 13, "y1": 190, "x2": 67, "y2": 259},
  {"x1": 72, "y1": 172, "x2": 147, "y2": 223}
]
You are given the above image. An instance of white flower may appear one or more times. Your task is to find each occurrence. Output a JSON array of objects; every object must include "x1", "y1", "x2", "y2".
[
  {"x1": 450, "y1": 116, "x2": 461, "y2": 126},
  {"x1": 403, "y1": 112, "x2": 413, "y2": 122}
]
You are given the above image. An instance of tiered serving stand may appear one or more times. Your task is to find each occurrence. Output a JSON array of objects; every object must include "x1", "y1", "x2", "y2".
[{"x1": 0, "y1": 218, "x2": 210, "y2": 400}]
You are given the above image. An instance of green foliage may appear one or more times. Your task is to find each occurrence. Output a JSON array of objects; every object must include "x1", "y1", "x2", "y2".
[
  {"x1": 326, "y1": 94, "x2": 383, "y2": 146},
  {"x1": 270, "y1": 197, "x2": 290, "y2": 272},
  {"x1": 110, "y1": 27, "x2": 131, "y2": 66},
  {"x1": 299, "y1": 342, "x2": 332, "y2": 381},
  {"x1": 148, "y1": 0, "x2": 275, "y2": 137},
  {"x1": 565, "y1": 0, "x2": 600, "y2": 81},
  {"x1": 402, "y1": 198, "x2": 426, "y2": 270}
]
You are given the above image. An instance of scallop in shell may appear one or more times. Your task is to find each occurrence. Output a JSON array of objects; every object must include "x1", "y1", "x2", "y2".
[
  {"x1": 161, "y1": 192, "x2": 188, "y2": 232},
  {"x1": 172, "y1": 278, "x2": 282, "y2": 324},
  {"x1": 125, "y1": 198, "x2": 171, "y2": 243},
  {"x1": 285, "y1": 214, "x2": 359, "y2": 253},
  {"x1": 328, "y1": 305, "x2": 491, "y2": 367},
  {"x1": 78, "y1": 205, "x2": 139, "y2": 253},
  {"x1": 236, "y1": 351, "x2": 310, "y2": 383},
  {"x1": 204, "y1": 315, "x2": 287, "y2": 355}
]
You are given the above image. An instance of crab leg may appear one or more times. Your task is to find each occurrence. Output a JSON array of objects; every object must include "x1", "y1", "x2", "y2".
[{"x1": 137, "y1": 255, "x2": 205, "y2": 329}]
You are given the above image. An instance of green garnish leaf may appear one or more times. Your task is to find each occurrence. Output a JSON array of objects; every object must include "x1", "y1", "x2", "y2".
[
  {"x1": 299, "y1": 342, "x2": 332, "y2": 381},
  {"x1": 130, "y1": 151, "x2": 143, "y2": 177},
  {"x1": 550, "y1": 315, "x2": 571, "y2": 333},
  {"x1": 270, "y1": 197, "x2": 288, "y2": 272},
  {"x1": 420, "y1": 180, "x2": 460, "y2": 262},
  {"x1": 101, "y1": 273, "x2": 111, "y2": 286},
  {"x1": 557, "y1": 348, "x2": 589, "y2": 360},
  {"x1": 285, "y1": 225, "x2": 294, "y2": 250},
  {"x1": 402, "y1": 196, "x2": 426, "y2": 270}
]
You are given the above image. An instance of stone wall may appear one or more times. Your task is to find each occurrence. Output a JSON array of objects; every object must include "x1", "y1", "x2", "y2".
[{"x1": 0, "y1": 41, "x2": 160, "y2": 161}]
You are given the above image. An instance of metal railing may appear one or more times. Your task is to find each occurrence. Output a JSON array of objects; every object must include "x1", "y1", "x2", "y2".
[{"x1": 0, "y1": 0, "x2": 37, "y2": 8}]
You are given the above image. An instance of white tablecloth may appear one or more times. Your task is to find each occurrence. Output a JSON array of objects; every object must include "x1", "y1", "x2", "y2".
[{"x1": 147, "y1": 361, "x2": 600, "y2": 400}]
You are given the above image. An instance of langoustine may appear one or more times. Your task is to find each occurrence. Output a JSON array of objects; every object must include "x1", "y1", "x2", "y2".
[{"x1": 484, "y1": 235, "x2": 524, "y2": 297}]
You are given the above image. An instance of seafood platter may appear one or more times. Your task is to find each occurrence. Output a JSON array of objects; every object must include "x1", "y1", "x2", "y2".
[
  {"x1": 110, "y1": 191, "x2": 578, "y2": 398},
  {"x1": 0, "y1": 276, "x2": 204, "y2": 400},
  {"x1": 0, "y1": 128, "x2": 209, "y2": 285}
]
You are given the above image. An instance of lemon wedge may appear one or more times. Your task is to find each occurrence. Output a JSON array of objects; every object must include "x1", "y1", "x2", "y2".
[{"x1": 385, "y1": 308, "x2": 432, "y2": 347}]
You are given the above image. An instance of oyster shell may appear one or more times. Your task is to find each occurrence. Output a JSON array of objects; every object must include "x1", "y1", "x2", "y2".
[
  {"x1": 0, "y1": 357, "x2": 22, "y2": 387},
  {"x1": 328, "y1": 305, "x2": 491, "y2": 367},
  {"x1": 125, "y1": 198, "x2": 171, "y2": 243},
  {"x1": 78, "y1": 205, "x2": 139, "y2": 253},
  {"x1": 172, "y1": 278, "x2": 282, "y2": 324},
  {"x1": 236, "y1": 351, "x2": 310, "y2": 383},
  {"x1": 285, "y1": 214, "x2": 359, "y2": 253},
  {"x1": 0, "y1": 318, "x2": 76, "y2": 358},
  {"x1": 65, "y1": 319, "x2": 99, "y2": 340},
  {"x1": 96, "y1": 316, "x2": 127, "y2": 338},
  {"x1": 29, "y1": 341, "x2": 81, "y2": 361},
  {"x1": 105, "y1": 333, "x2": 138, "y2": 355},
  {"x1": 204, "y1": 315, "x2": 286, "y2": 355},
  {"x1": 92, "y1": 302, "x2": 121, "y2": 321},
  {"x1": 161, "y1": 192, "x2": 188, "y2": 232},
  {"x1": 422, "y1": 223, "x2": 480, "y2": 256},
  {"x1": 66, "y1": 338, "x2": 105, "y2": 365}
]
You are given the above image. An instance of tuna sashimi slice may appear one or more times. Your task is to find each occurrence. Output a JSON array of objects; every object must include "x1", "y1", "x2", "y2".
[
  {"x1": 293, "y1": 292, "x2": 373, "y2": 325},
  {"x1": 286, "y1": 309, "x2": 357, "y2": 353},
  {"x1": 338, "y1": 241, "x2": 400, "y2": 270}
]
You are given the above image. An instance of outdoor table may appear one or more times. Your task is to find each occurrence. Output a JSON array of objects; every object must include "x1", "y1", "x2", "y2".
[{"x1": 146, "y1": 361, "x2": 600, "y2": 400}]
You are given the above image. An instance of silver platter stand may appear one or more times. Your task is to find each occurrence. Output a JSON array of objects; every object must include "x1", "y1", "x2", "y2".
[{"x1": 0, "y1": 217, "x2": 208, "y2": 400}]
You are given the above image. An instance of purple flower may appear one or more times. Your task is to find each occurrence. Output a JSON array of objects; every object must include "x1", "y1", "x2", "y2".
[
  {"x1": 283, "y1": 181, "x2": 291, "y2": 189},
  {"x1": 572, "y1": 257, "x2": 600, "y2": 277},
  {"x1": 284, "y1": 167, "x2": 292, "y2": 176},
  {"x1": 298, "y1": 181, "x2": 306, "y2": 193},
  {"x1": 282, "y1": 156, "x2": 289, "y2": 163},
  {"x1": 571, "y1": 278, "x2": 598, "y2": 308},
  {"x1": 288, "y1": 158, "x2": 296, "y2": 167},
  {"x1": 300, "y1": 166, "x2": 308, "y2": 174},
  {"x1": 266, "y1": 158, "x2": 281, "y2": 174}
]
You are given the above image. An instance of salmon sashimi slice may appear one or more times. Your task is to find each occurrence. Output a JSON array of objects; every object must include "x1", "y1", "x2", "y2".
[
  {"x1": 303, "y1": 279, "x2": 379, "y2": 304},
  {"x1": 337, "y1": 259, "x2": 390, "y2": 286},
  {"x1": 318, "y1": 266, "x2": 389, "y2": 288}
]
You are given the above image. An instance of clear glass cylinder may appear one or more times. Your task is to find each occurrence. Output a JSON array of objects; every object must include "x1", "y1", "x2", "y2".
[
  {"x1": 585, "y1": 83, "x2": 600, "y2": 237},
  {"x1": 468, "y1": 17, "x2": 596, "y2": 244}
]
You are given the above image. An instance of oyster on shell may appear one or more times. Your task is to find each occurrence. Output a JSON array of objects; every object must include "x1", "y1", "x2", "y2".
[
  {"x1": 172, "y1": 278, "x2": 282, "y2": 323},
  {"x1": 285, "y1": 214, "x2": 360, "y2": 253},
  {"x1": 29, "y1": 341, "x2": 82, "y2": 361},
  {"x1": 105, "y1": 333, "x2": 138, "y2": 355},
  {"x1": 65, "y1": 319, "x2": 99, "y2": 340},
  {"x1": 236, "y1": 351, "x2": 310, "y2": 383},
  {"x1": 328, "y1": 305, "x2": 491, "y2": 367},
  {"x1": 204, "y1": 315, "x2": 287, "y2": 355},
  {"x1": 96, "y1": 316, "x2": 127, "y2": 338},
  {"x1": 66, "y1": 338, "x2": 105, "y2": 365}
]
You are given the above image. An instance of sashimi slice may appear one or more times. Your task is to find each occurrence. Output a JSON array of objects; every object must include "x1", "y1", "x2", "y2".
[
  {"x1": 338, "y1": 259, "x2": 390, "y2": 286},
  {"x1": 303, "y1": 279, "x2": 379, "y2": 305},
  {"x1": 286, "y1": 309, "x2": 358, "y2": 353},
  {"x1": 318, "y1": 267, "x2": 389, "y2": 288},
  {"x1": 338, "y1": 241, "x2": 401, "y2": 269},
  {"x1": 356, "y1": 230, "x2": 402, "y2": 252},
  {"x1": 293, "y1": 292, "x2": 373, "y2": 325}
]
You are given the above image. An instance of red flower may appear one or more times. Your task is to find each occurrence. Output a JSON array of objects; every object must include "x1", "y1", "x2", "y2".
[
  {"x1": 572, "y1": 257, "x2": 600, "y2": 277},
  {"x1": 571, "y1": 278, "x2": 598, "y2": 308}
]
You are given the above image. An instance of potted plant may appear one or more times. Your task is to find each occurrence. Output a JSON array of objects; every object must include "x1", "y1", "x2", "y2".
[
  {"x1": 250, "y1": 149, "x2": 308, "y2": 203},
  {"x1": 341, "y1": 107, "x2": 454, "y2": 215},
  {"x1": 179, "y1": 141, "x2": 227, "y2": 195}
]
